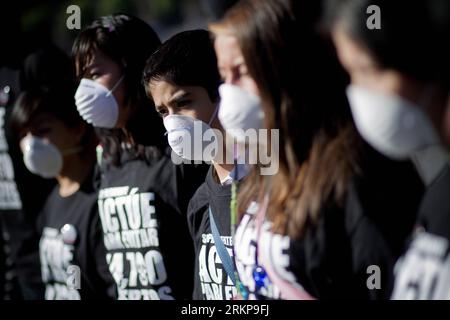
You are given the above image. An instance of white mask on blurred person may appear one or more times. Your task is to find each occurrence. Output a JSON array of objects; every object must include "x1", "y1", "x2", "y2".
[
  {"x1": 74, "y1": 76, "x2": 123, "y2": 128},
  {"x1": 218, "y1": 84, "x2": 264, "y2": 144},
  {"x1": 346, "y1": 85, "x2": 448, "y2": 184},
  {"x1": 163, "y1": 108, "x2": 219, "y2": 162},
  {"x1": 346, "y1": 85, "x2": 440, "y2": 159},
  {"x1": 21, "y1": 135, "x2": 82, "y2": 179}
]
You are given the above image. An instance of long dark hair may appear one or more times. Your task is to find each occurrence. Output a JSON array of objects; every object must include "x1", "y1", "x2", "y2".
[
  {"x1": 72, "y1": 14, "x2": 166, "y2": 167},
  {"x1": 212, "y1": 0, "x2": 360, "y2": 239}
]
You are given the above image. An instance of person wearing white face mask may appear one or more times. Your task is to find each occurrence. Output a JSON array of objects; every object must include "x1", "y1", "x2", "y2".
[
  {"x1": 143, "y1": 30, "x2": 250, "y2": 300},
  {"x1": 75, "y1": 75, "x2": 124, "y2": 129},
  {"x1": 207, "y1": 0, "x2": 429, "y2": 301},
  {"x1": 328, "y1": 0, "x2": 450, "y2": 300},
  {"x1": 163, "y1": 106, "x2": 220, "y2": 163},
  {"x1": 73, "y1": 16, "x2": 207, "y2": 300},
  {"x1": 10, "y1": 87, "x2": 116, "y2": 299},
  {"x1": 20, "y1": 134, "x2": 83, "y2": 179},
  {"x1": 217, "y1": 84, "x2": 265, "y2": 145}
]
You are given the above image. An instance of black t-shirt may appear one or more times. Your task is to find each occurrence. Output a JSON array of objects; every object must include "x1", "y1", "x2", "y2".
[
  {"x1": 391, "y1": 164, "x2": 450, "y2": 299},
  {"x1": 37, "y1": 169, "x2": 116, "y2": 300},
  {"x1": 234, "y1": 145, "x2": 424, "y2": 300},
  {"x1": 97, "y1": 147, "x2": 207, "y2": 300},
  {"x1": 187, "y1": 166, "x2": 237, "y2": 300}
]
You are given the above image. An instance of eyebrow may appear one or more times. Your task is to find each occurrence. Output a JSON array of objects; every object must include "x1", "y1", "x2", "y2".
[
  {"x1": 168, "y1": 91, "x2": 190, "y2": 105},
  {"x1": 154, "y1": 91, "x2": 190, "y2": 110},
  {"x1": 218, "y1": 59, "x2": 245, "y2": 70}
]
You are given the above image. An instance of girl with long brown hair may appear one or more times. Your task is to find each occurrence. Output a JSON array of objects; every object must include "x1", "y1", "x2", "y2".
[{"x1": 211, "y1": 0, "x2": 424, "y2": 299}]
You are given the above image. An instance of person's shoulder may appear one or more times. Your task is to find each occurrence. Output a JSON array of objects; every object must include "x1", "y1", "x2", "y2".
[
  {"x1": 344, "y1": 150, "x2": 424, "y2": 234},
  {"x1": 418, "y1": 165, "x2": 450, "y2": 238},
  {"x1": 186, "y1": 180, "x2": 210, "y2": 238},
  {"x1": 36, "y1": 184, "x2": 60, "y2": 225},
  {"x1": 40, "y1": 184, "x2": 64, "y2": 210},
  {"x1": 421, "y1": 165, "x2": 450, "y2": 210}
]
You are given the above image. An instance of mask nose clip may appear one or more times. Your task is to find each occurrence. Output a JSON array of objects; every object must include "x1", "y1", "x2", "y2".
[{"x1": 208, "y1": 106, "x2": 219, "y2": 126}]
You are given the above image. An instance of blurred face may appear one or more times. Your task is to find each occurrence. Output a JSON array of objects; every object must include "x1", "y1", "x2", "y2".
[
  {"x1": 81, "y1": 49, "x2": 129, "y2": 128},
  {"x1": 333, "y1": 25, "x2": 450, "y2": 148},
  {"x1": 214, "y1": 34, "x2": 259, "y2": 96},
  {"x1": 332, "y1": 25, "x2": 422, "y2": 102},
  {"x1": 19, "y1": 113, "x2": 84, "y2": 156},
  {"x1": 148, "y1": 80, "x2": 218, "y2": 127}
]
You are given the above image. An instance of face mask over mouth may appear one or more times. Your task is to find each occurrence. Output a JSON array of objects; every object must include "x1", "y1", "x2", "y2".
[
  {"x1": 163, "y1": 107, "x2": 219, "y2": 162},
  {"x1": 21, "y1": 135, "x2": 82, "y2": 179},
  {"x1": 75, "y1": 75, "x2": 124, "y2": 128},
  {"x1": 347, "y1": 85, "x2": 449, "y2": 185},
  {"x1": 218, "y1": 83, "x2": 265, "y2": 145}
]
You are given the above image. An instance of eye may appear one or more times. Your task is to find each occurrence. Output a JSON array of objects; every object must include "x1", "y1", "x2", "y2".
[
  {"x1": 90, "y1": 73, "x2": 99, "y2": 80},
  {"x1": 88, "y1": 68, "x2": 102, "y2": 80},
  {"x1": 176, "y1": 100, "x2": 191, "y2": 108},
  {"x1": 156, "y1": 107, "x2": 168, "y2": 118}
]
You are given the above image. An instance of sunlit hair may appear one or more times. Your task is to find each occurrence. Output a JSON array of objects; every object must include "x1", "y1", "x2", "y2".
[{"x1": 211, "y1": 0, "x2": 360, "y2": 239}]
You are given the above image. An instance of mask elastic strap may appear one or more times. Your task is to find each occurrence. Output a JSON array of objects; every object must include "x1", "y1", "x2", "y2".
[
  {"x1": 106, "y1": 75, "x2": 125, "y2": 96},
  {"x1": 164, "y1": 126, "x2": 191, "y2": 136},
  {"x1": 208, "y1": 105, "x2": 219, "y2": 126}
]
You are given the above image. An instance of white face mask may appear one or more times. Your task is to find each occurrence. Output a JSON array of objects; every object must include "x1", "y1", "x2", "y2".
[
  {"x1": 163, "y1": 108, "x2": 219, "y2": 162},
  {"x1": 74, "y1": 76, "x2": 124, "y2": 128},
  {"x1": 21, "y1": 135, "x2": 82, "y2": 179},
  {"x1": 218, "y1": 84, "x2": 265, "y2": 144},
  {"x1": 346, "y1": 85, "x2": 442, "y2": 160}
]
